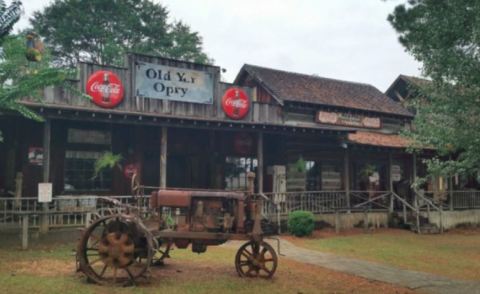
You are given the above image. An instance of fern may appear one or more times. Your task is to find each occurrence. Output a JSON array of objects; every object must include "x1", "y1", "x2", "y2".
[{"x1": 93, "y1": 152, "x2": 123, "y2": 178}]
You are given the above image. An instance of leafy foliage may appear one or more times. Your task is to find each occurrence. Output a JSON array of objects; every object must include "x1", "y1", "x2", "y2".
[
  {"x1": 388, "y1": 1, "x2": 480, "y2": 178},
  {"x1": 0, "y1": 34, "x2": 79, "y2": 142},
  {"x1": 93, "y1": 152, "x2": 123, "y2": 178},
  {"x1": 30, "y1": 0, "x2": 212, "y2": 66},
  {"x1": 294, "y1": 156, "x2": 307, "y2": 173},
  {"x1": 288, "y1": 210, "x2": 315, "y2": 237},
  {"x1": 359, "y1": 164, "x2": 377, "y2": 179}
]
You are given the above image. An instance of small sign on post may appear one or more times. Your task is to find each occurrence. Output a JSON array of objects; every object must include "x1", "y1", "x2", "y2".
[
  {"x1": 391, "y1": 165, "x2": 402, "y2": 182},
  {"x1": 38, "y1": 183, "x2": 53, "y2": 203}
]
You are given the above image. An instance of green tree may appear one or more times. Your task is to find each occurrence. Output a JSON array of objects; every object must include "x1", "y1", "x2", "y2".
[
  {"x1": 388, "y1": 1, "x2": 480, "y2": 179},
  {"x1": 0, "y1": 34, "x2": 77, "y2": 141},
  {"x1": 30, "y1": 0, "x2": 211, "y2": 66}
]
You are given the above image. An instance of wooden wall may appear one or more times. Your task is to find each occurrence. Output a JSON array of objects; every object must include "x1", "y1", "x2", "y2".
[{"x1": 25, "y1": 54, "x2": 283, "y2": 125}]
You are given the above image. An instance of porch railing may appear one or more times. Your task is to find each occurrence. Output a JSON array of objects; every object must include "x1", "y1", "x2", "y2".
[
  {"x1": 261, "y1": 191, "x2": 347, "y2": 216},
  {"x1": 451, "y1": 191, "x2": 480, "y2": 209},
  {"x1": 0, "y1": 195, "x2": 150, "y2": 229},
  {"x1": 2, "y1": 190, "x2": 480, "y2": 231}
]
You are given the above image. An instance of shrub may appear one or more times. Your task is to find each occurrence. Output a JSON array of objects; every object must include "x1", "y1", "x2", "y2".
[{"x1": 288, "y1": 210, "x2": 315, "y2": 237}]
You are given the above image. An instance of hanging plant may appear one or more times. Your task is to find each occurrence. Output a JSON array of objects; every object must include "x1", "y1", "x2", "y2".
[
  {"x1": 294, "y1": 156, "x2": 307, "y2": 173},
  {"x1": 93, "y1": 152, "x2": 123, "y2": 178},
  {"x1": 360, "y1": 164, "x2": 377, "y2": 179}
]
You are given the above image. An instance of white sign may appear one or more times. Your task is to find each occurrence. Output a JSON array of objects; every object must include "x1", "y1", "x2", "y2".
[
  {"x1": 317, "y1": 111, "x2": 381, "y2": 129},
  {"x1": 135, "y1": 61, "x2": 214, "y2": 104},
  {"x1": 38, "y1": 183, "x2": 52, "y2": 203},
  {"x1": 369, "y1": 172, "x2": 380, "y2": 184},
  {"x1": 391, "y1": 165, "x2": 402, "y2": 182}
]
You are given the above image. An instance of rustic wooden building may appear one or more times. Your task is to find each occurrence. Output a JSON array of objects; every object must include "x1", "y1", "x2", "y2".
[{"x1": 0, "y1": 54, "x2": 419, "y2": 207}]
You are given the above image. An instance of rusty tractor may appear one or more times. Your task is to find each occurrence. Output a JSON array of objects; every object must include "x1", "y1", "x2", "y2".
[{"x1": 76, "y1": 173, "x2": 278, "y2": 286}]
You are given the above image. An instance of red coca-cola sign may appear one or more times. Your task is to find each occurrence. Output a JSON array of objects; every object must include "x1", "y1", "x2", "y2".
[
  {"x1": 233, "y1": 132, "x2": 254, "y2": 155},
  {"x1": 86, "y1": 70, "x2": 124, "y2": 108},
  {"x1": 123, "y1": 163, "x2": 139, "y2": 179},
  {"x1": 222, "y1": 87, "x2": 250, "y2": 120}
]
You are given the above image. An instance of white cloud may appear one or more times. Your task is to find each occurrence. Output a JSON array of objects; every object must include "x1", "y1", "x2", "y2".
[{"x1": 15, "y1": 0, "x2": 421, "y2": 91}]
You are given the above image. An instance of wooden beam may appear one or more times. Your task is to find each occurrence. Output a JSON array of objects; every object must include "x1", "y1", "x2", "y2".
[
  {"x1": 40, "y1": 119, "x2": 51, "y2": 234},
  {"x1": 42, "y1": 119, "x2": 51, "y2": 182},
  {"x1": 388, "y1": 152, "x2": 394, "y2": 213},
  {"x1": 448, "y1": 176, "x2": 454, "y2": 211},
  {"x1": 412, "y1": 153, "x2": 417, "y2": 180},
  {"x1": 257, "y1": 132, "x2": 264, "y2": 193},
  {"x1": 22, "y1": 215, "x2": 29, "y2": 250},
  {"x1": 344, "y1": 148, "x2": 350, "y2": 212},
  {"x1": 160, "y1": 126, "x2": 168, "y2": 189}
]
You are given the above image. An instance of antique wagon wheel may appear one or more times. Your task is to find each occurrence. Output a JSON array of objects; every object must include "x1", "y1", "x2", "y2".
[
  {"x1": 235, "y1": 241, "x2": 278, "y2": 279},
  {"x1": 77, "y1": 215, "x2": 154, "y2": 286}
]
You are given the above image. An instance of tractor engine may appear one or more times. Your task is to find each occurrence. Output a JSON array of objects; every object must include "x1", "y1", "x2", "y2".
[{"x1": 190, "y1": 198, "x2": 235, "y2": 233}]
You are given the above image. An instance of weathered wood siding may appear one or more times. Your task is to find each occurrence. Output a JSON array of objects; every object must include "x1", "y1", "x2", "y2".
[{"x1": 28, "y1": 54, "x2": 284, "y2": 124}]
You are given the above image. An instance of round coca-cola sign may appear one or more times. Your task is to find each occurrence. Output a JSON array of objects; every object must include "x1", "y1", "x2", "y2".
[
  {"x1": 86, "y1": 70, "x2": 124, "y2": 108},
  {"x1": 123, "y1": 163, "x2": 139, "y2": 179},
  {"x1": 222, "y1": 87, "x2": 250, "y2": 120}
]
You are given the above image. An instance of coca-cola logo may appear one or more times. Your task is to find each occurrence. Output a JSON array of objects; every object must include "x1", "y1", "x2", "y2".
[
  {"x1": 233, "y1": 132, "x2": 253, "y2": 155},
  {"x1": 222, "y1": 87, "x2": 250, "y2": 120},
  {"x1": 86, "y1": 70, "x2": 125, "y2": 109},
  {"x1": 89, "y1": 82, "x2": 122, "y2": 95},
  {"x1": 224, "y1": 97, "x2": 248, "y2": 109}
]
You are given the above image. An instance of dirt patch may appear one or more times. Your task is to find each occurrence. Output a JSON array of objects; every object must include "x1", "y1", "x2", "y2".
[
  {"x1": 447, "y1": 227, "x2": 480, "y2": 235},
  {"x1": 145, "y1": 253, "x2": 414, "y2": 293},
  {"x1": 149, "y1": 259, "x2": 234, "y2": 281},
  {"x1": 10, "y1": 259, "x2": 75, "y2": 277}
]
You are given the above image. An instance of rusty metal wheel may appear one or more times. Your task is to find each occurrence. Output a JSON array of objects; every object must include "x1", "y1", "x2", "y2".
[
  {"x1": 77, "y1": 215, "x2": 153, "y2": 286},
  {"x1": 235, "y1": 241, "x2": 278, "y2": 279}
]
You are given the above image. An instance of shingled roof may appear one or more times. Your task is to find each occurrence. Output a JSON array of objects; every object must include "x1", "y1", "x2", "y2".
[
  {"x1": 385, "y1": 74, "x2": 431, "y2": 102},
  {"x1": 235, "y1": 64, "x2": 413, "y2": 117},
  {"x1": 347, "y1": 131, "x2": 410, "y2": 148}
]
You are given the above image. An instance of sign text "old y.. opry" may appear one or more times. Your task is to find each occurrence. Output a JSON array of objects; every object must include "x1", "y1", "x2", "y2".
[{"x1": 135, "y1": 62, "x2": 214, "y2": 104}]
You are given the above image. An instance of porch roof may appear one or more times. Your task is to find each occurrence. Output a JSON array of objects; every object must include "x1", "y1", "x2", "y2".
[{"x1": 347, "y1": 131, "x2": 411, "y2": 149}]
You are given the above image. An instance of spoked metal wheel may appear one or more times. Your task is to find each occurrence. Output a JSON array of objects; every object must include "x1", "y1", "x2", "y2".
[
  {"x1": 77, "y1": 215, "x2": 154, "y2": 286},
  {"x1": 235, "y1": 241, "x2": 278, "y2": 279}
]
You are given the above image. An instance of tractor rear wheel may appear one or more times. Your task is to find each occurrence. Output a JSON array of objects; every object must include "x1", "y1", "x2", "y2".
[{"x1": 77, "y1": 215, "x2": 154, "y2": 286}]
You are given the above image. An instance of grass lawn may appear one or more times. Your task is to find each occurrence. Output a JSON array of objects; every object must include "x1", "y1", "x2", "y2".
[
  {"x1": 0, "y1": 232, "x2": 414, "y2": 294},
  {"x1": 286, "y1": 228, "x2": 480, "y2": 281}
]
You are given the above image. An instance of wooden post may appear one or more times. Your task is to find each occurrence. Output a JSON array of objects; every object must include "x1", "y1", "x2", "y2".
[
  {"x1": 413, "y1": 153, "x2": 418, "y2": 210},
  {"x1": 85, "y1": 212, "x2": 92, "y2": 228},
  {"x1": 439, "y1": 205, "x2": 444, "y2": 234},
  {"x1": 22, "y1": 215, "x2": 29, "y2": 250},
  {"x1": 160, "y1": 126, "x2": 168, "y2": 189},
  {"x1": 363, "y1": 209, "x2": 369, "y2": 233},
  {"x1": 257, "y1": 132, "x2": 264, "y2": 193},
  {"x1": 40, "y1": 119, "x2": 51, "y2": 234},
  {"x1": 388, "y1": 152, "x2": 394, "y2": 213},
  {"x1": 448, "y1": 176, "x2": 454, "y2": 211},
  {"x1": 344, "y1": 149, "x2": 350, "y2": 213},
  {"x1": 14, "y1": 172, "x2": 23, "y2": 209},
  {"x1": 335, "y1": 210, "x2": 340, "y2": 234}
]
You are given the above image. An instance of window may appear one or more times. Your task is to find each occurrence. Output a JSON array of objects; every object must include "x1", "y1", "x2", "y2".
[
  {"x1": 64, "y1": 128, "x2": 112, "y2": 192},
  {"x1": 321, "y1": 164, "x2": 342, "y2": 190},
  {"x1": 64, "y1": 151, "x2": 112, "y2": 191},
  {"x1": 224, "y1": 156, "x2": 258, "y2": 191},
  {"x1": 306, "y1": 161, "x2": 343, "y2": 191}
]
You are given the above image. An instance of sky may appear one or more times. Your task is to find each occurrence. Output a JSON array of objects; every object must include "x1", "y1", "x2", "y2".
[{"x1": 15, "y1": 0, "x2": 421, "y2": 91}]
